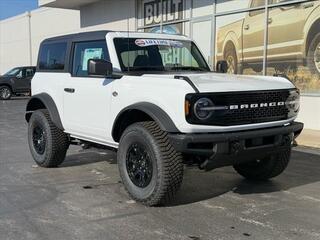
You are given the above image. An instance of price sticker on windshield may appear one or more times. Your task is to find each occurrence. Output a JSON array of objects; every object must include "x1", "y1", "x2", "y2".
[{"x1": 135, "y1": 39, "x2": 183, "y2": 48}]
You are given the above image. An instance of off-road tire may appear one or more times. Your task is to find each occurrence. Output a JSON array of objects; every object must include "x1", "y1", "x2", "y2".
[
  {"x1": 233, "y1": 148, "x2": 291, "y2": 181},
  {"x1": 224, "y1": 43, "x2": 238, "y2": 74},
  {"x1": 28, "y1": 109, "x2": 69, "y2": 168},
  {"x1": 117, "y1": 121, "x2": 183, "y2": 206},
  {"x1": 0, "y1": 86, "x2": 12, "y2": 100},
  {"x1": 307, "y1": 32, "x2": 320, "y2": 76}
]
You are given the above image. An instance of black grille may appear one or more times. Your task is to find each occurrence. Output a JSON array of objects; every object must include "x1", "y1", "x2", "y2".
[{"x1": 186, "y1": 90, "x2": 291, "y2": 126}]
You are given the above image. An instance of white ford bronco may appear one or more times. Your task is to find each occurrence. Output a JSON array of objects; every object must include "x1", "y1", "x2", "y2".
[{"x1": 26, "y1": 31, "x2": 303, "y2": 206}]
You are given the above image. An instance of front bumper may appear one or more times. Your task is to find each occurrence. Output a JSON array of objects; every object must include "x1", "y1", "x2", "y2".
[{"x1": 168, "y1": 122, "x2": 304, "y2": 171}]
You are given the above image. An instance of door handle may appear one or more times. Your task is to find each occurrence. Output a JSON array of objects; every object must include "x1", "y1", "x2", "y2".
[
  {"x1": 244, "y1": 24, "x2": 250, "y2": 30},
  {"x1": 64, "y1": 88, "x2": 75, "y2": 93},
  {"x1": 268, "y1": 18, "x2": 273, "y2": 24},
  {"x1": 302, "y1": 2, "x2": 314, "y2": 9}
]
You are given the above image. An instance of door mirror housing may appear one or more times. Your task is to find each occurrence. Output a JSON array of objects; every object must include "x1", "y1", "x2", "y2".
[
  {"x1": 216, "y1": 60, "x2": 228, "y2": 73},
  {"x1": 88, "y1": 59, "x2": 113, "y2": 77}
]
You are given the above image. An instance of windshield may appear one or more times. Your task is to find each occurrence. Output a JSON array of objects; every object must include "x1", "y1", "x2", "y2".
[
  {"x1": 4, "y1": 68, "x2": 21, "y2": 76},
  {"x1": 114, "y1": 38, "x2": 210, "y2": 72}
]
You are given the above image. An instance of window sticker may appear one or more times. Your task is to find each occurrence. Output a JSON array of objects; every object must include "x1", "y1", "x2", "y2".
[
  {"x1": 135, "y1": 39, "x2": 183, "y2": 48},
  {"x1": 82, "y1": 48, "x2": 103, "y2": 71}
]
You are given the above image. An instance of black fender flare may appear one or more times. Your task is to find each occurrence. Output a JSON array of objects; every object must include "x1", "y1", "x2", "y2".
[
  {"x1": 25, "y1": 93, "x2": 64, "y2": 130},
  {"x1": 112, "y1": 102, "x2": 179, "y2": 141}
]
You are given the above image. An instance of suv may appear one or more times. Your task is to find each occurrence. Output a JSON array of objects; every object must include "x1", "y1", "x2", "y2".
[
  {"x1": 26, "y1": 31, "x2": 303, "y2": 206},
  {"x1": 216, "y1": 0, "x2": 320, "y2": 75},
  {"x1": 0, "y1": 66, "x2": 36, "y2": 100}
]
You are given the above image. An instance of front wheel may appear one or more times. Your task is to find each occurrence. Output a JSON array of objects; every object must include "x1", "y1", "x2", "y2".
[
  {"x1": 233, "y1": 149, "x2": 291, "y2": 181},
  {"x1": 117, "y1": 121, "x2": 183, "y2": 206},
  {"x1": 0, "y1": 86, "x2": 12, "y2": 100},
  {"x1": 307, "y1": 32, "x2": 320, "y2": 76},
  {"x1": 224, "y1": 44, "x2": 238, "y2": 74},
  {"x1": 28, "y1": 110, "x2": 69, "y2": 168}
]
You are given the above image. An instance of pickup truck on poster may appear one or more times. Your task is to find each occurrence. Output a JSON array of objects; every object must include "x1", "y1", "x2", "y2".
[{"x1": 216, "y1": 0, "x2": 320, "y2": 76}]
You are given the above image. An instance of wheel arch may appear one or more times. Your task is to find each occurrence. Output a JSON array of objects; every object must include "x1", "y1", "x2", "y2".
[
  {"x1": 221, "y1": 31, "x2": 241, "y2": 61},
  {"x1": 112, "y1": 102, "x2": 179, "y2": 142},
  {"x1": 25, "y1": 93, "x2": 64, "y2": 130},
  {"x1": 305, "y1": 13, "x2": 320, "y2": 58},
  {"x1": 0, "y1": 84, "x2": 13, "y2": 93}
]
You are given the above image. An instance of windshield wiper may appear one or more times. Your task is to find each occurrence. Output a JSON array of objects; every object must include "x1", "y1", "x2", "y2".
[
  {"x1": 128, "y1": 66, "x2": 164, "y2": 72},
  {"x1": 168, "y1": 66, "x2": 209, "y2": 72}
]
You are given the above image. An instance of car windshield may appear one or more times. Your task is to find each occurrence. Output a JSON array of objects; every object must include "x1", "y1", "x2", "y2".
[
  {"x1": 114, "y1": 38, "x2": 210, "y2": 72},
  {"x1": 4, "y1": 68, "x2": 21, "y2": 76}
]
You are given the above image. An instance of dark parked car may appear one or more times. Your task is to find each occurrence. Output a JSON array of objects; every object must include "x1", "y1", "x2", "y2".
[{"x1": 0, "y1": 66, "x2": 36, "y2": 100}]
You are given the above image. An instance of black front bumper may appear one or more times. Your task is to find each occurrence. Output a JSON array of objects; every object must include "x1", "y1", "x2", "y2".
[{"x1": 168, "y1": 122, "x2": 304, "y2": 171}]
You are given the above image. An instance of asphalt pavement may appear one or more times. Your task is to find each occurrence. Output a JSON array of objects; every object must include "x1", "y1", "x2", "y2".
[{"x1": 1, "y1": 98, "x2": 320, "y2": 240}]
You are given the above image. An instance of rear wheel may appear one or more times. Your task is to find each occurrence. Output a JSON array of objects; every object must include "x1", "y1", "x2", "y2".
[
  {"x1": 307, "y1": 32, "x2": 320, "y2": 76},
  {"x1": 117, "y1": 121, "x2": 183, "y2": 206},
  {"x1": 28, "y1": 109, "x2": 69, "y2": 168},
  {"x1": 0, "y1": 86, "x2": 12, "y2": 100},
  {"x1": 233, "y1": 148, "x2": 291, "y2": 181}
]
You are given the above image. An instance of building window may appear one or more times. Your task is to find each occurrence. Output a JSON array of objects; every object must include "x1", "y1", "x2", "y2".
[
  {"x1": 137, "y1": 0, "x2": 320, "y2": 93},
  {"x1": 266, "y1": 1, "x2": 320, "y2": 93}
]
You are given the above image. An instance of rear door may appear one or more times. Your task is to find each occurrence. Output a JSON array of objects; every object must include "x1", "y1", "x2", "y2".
[
  {"x1": 267, "y1": 0, "x2": 313, "y2": 62},
  {"x1": 63, "y1": 40, "x2": 114, "y2": 142}
]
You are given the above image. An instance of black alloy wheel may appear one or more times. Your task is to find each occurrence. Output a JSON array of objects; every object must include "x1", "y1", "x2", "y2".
[
  {"x1": 32, "y1": 125, "x2": 46, "y2": 155},
  {"x1": 126, "y1": 143, "x2": 153, "y2": 188}
]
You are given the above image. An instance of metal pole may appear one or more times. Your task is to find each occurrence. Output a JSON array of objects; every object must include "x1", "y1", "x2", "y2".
[
  {"x1": 212, "y1": 0, "x2": 216, "y2": 70},
  {"x1": 262, "y1": 0, "x2": 269, "y2": 75},
  {"x1": 27, "y1": 11, "x2": 32, "y2": 65}
]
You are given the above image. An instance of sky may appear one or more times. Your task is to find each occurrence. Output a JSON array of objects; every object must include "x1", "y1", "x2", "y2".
[{"x1": 0, "y1": 0, "x2": 38, "y2": 20}]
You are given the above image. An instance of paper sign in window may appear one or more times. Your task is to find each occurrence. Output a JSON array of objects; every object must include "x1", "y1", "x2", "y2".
[{"x1": 82, "y1": 48, "x2": 103, "y2": 71}]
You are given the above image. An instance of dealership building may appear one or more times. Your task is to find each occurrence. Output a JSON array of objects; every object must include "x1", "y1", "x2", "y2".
[{"x1": 0, "y1": 0, "x2": 319, "y2": 136}]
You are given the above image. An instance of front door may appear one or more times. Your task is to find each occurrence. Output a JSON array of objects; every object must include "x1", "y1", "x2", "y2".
[
  {"x1": 18, "y1": 67, "x2": 35, "y2": 92},
  {"x1": 242, "y1": 1, "x2": 265, "y2": 71},
  {"x1": 63, "y1": 40, "x2": 114, "y2": 143}
]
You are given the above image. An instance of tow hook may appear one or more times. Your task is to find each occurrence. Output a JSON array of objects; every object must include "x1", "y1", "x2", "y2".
[
  {"x1": 283, "y1": 133, "x2": 294, "y2": 146},
  {"x1": 199, "y1": 144, "x2": 218, "y2": 170}
]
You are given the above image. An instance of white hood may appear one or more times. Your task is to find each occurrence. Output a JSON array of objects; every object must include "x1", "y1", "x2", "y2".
[
  {"x1": 144, "y1": 72, "x2": 295, "y2": 93},
  {"x1": 183, "y1": 73, "x2": 295, "y2": 93}
]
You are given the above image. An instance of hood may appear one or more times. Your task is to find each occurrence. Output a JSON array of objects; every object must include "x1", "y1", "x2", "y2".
[
  {"x1": 0, "y1": 76, "x2": 11, "y2": 83},
  {"x1": 184, "y1": 73, "x2": 296, "y2": 92},
  {"x1": 145, "y1": 72, "x2": 295, "y2": 93}
]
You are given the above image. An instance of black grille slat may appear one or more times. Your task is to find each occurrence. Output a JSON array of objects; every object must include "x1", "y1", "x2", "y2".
[{"x1": 187, "y1": 90, "x2": 291, "y2": 126}]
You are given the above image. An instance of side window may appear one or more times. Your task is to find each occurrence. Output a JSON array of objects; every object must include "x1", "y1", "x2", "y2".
[
  {"x1": 26, "y1": 68, "x2": 35, "y2": 77},
  {"x1": 39, "y1": 42, "x2": 67, "y2": 70},
  {"x1": 250, "y1": 0, "x2": 265, "y2": 8},
  {"x1": 249, "y1": 0, "x2": 265, "y2": 17},
  {"x1": 72, "y1": 41, "x2": 109, "y2": 77},
  {"x1": 16, "y1": 69, "x2": 23, "y2": 78}
]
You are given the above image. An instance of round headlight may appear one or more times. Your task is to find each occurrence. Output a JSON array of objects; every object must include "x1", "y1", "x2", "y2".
[
  {"x1": 286, "y1": 90, "x2": 300, "y2": 113},
  {"x1": 194, "y1": 98, "x2": 214, "y2": 120}
]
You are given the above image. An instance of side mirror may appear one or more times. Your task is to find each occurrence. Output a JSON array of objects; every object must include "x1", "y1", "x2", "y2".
[
  {"x1": 216, "y1": 60, "x2": 228, "y2": 73},
  {"x1": 88, "y1": 59, "x2": 113, "y2": 77}
]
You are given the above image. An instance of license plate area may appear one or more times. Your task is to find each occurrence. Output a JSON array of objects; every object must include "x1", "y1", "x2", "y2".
[{"x1": 245, "y1": 136, "x2": 276, "y2": 149}]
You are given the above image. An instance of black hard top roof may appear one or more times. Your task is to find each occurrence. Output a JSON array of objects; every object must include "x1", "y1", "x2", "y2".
[
  {"x1": 11, "y1": 66, "x2": 36, "y2": 69},
  {"x1": 42, "y1": 30, "x2": 113, "y2": 44}
]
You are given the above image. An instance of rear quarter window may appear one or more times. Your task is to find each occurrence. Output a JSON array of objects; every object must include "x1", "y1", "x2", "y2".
[{"x1": 39, "y1": 42, "x2": 67, "y2": 71}]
